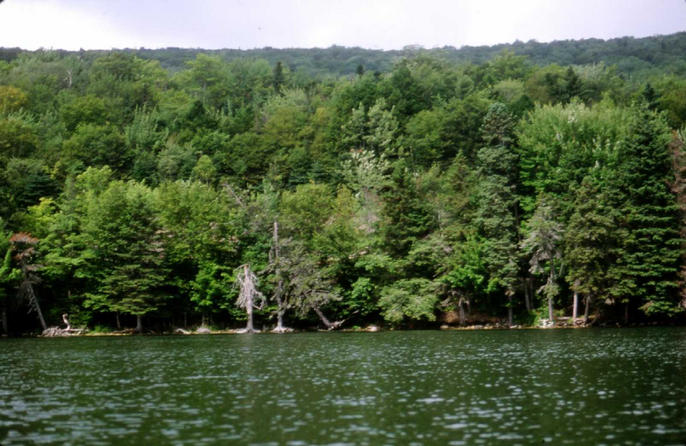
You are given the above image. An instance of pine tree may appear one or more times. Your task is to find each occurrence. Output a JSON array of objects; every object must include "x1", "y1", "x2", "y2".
[
  {"x1": 272, "y1": 61, "x2": 284, "y2": 95},
  {"x1": 522, "y1": 198, "x2": 563, "y2": 324},
  {"x1": 475, "y1": 103, "x2": 520, "y2": 325},
  {"x1": 563, "y1": 66, "x2": 582, "y2": 103},
  {"x1": 611, "y1": 106, "x2": 681, "y2": 318},
  {"x1": 565, "y1": 176, "x2": 618, "y2": 323},
  {"x1": 81, "y1": 181, "x2": 167, "y2": 332},
  {"x1": 382, "y1": 159, "x2": 436, "y2": 258}
]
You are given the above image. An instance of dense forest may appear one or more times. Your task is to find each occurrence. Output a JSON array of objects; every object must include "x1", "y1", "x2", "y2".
[
  {"x1": 1, "y1": 32, "x2": 685, "y2": 334},
  {"x1": 3, "y1": 31, "x2": 686, "y2": 78}
]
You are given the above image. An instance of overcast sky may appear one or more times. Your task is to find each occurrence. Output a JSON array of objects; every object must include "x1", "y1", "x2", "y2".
[{"x1": 1, "y1": 0, "x2": 685, "y2": 51}]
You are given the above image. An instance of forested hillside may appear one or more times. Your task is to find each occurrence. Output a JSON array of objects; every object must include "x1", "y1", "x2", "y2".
[
  {"x1": 1, "y1": 34, "x2": 685, "y2": 334},
  {"x1": 2, "y1": 31, "x2": 686, "y2": 78}
]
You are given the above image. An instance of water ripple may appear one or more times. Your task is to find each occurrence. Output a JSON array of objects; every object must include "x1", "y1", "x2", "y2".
[{"x1": 1, "y1": 329, "x2": 686, "y2": 445}]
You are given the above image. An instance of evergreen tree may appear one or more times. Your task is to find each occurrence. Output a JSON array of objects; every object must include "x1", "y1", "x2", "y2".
[
  {"x1": 563, "y1": 66, "x2": 582, "y2": 103},
  {"x1": 641, "y1": 83, "x2": 659, "y2": 111},
  {"x1": 564, "y1": 176, "x2": 618, "y2": 323},
  {"x1": 522, "y1": 198, "x2": 563, "y2": 324},
  {"x1": 273, "y1": 61, "x2": 284, "y2": 95},
  {"x1": 475, "y1": 103, "x2": 520, "y2": 325},
  {"x1": 81, "y1": 181, "x2": 167, "y2": 332},
  {"x1": 381, "y1": 159, "x2": 436, "y2": 258},
  {"x1": 611, "y1": 106, "x2": 681, "y2": 318}
]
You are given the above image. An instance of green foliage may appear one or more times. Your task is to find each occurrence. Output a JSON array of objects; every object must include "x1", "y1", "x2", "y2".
[
  {"x1": 521, "y1": 197, "x2": 564, "y2": 314},
  {"x1": 62, "y1": 123, "x2": 130, "y2": 173},
  {"x1": 59, "y1": 94, "x2": 107, "y2": 132},
  {"x1": 0, "y1": 223, "x2": 21, "y2": 309},
  {"x1": 1, "y1": 39, "x2": 685, "y2": 332},
  {"x1": 0, "y1": 85, "x2": 28, "y2": 113},
  {"x1": 609, "y1": 106, "x2": 682, "y2": 316},
  {"x1": 517, "y1": 100, "x2": 631, "y2": 218},
  {"x1": 80, "y1": 181, "x2": 167, "y2": 318},
  {"x1": 190, "y1": 261, "x2": 235, "y2": 313},
  {"x1": 379, "y1": 278, "x2": 439, "y2": 324},
  {"x1": 280, "y1": 183, "x2": 334, "y2": 242},
  {"x1": 382, "y1": 159, "x2": 436, "y2": 258},
  {"x1": 0, "y1": 113, "x2": 38, "y2": 159},
  {"x1": 565, "y1": 177, "x2": 617, "y2": 300},
  {"x1": 475, "y1": 103, "x2": 519, "y2": 296}
]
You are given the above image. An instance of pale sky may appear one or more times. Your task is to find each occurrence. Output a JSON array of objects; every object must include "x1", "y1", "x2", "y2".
[{"x1": 0, "y1": 0, "x2": 685, "y2": 51}]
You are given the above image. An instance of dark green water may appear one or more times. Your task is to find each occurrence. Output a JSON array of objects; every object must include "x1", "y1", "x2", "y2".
[{"x1": 2, "y1": 329, "x2": 686, "y2": 445}]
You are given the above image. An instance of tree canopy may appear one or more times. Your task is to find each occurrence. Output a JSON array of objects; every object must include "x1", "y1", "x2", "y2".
[{"x1": 1, "y1": 35, "x2": 685, "y2": 334}]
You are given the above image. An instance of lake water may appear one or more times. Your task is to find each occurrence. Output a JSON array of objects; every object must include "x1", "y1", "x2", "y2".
[{"x1": 1, "y1": 328, "x2": 686, "y2": 445}]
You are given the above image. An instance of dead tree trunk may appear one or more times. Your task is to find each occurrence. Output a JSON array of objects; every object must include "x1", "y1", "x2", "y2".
[
  {"x1": 584, "y1": 295, "x2": 591, "y2": 324},
  {"x1": 245, "y1": 293, "x2": 254, "y2": 332},
  {"x1": 136, "y1": 315, "x2": 143, "y2": 333},
  {"x1": 235, "y1": 264, "x2": 264, "y2": 333},
  {"x1": 23, "y1": 280, "x2": 46, "y2": 331},
  {"x1": 271, "y1": 220, "x2": 290, "y2": 333},
  {"x1": 457, "y1": 296, "x2": 466, "y2": 326},
  {"x1": 274, "y1": 296, "x2": 285, "y2": 331},
  {"x1": 572, "y1": 291, "x2": 579, "y2": 324},
  {"x1": 62, "y1": 313, "x2": 71, "y2": 331},
  {"x1": 313, "y1": 306, "x2": 336, "y2": 330},
  {"x1": 547, "y1": 270, "x2": 555, "y2": 324},
  {"x1": 506, "y1": 292, "x2": 513, "y2": 327}
]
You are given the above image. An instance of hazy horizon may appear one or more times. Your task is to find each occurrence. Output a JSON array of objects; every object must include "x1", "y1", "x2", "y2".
[{"x1": 1, "y1": 0, "x2": 685, "y2": 52}]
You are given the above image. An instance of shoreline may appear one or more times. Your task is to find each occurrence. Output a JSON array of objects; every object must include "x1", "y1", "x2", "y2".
[{"x1": 3, "y1": 320, "x2": 684, "y2": 338}]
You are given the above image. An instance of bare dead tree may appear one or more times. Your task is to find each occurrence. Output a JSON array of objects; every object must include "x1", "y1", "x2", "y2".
[
  {"x1": 234, "y1": 264, "x2": 265, "y2": 333},
  {"x1": 269, "y1": 220, "x2": 292, "y2": 333},
  {"x1": 280, "y1": 242, "x2": 343, "y2": 330}
]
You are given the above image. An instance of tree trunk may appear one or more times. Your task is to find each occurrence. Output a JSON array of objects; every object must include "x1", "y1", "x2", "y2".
[
  {"x1": 547, "y1": 271, "x2": 555, "y2": 324},
  {"x1": 273, "y1": 281, "x2": 285, "y2": 331},
  {"x1": 245, "y1": 302, "x2": 254, "y2": 332},
  {"x1": 584, "y1": 295, "x2": 591, "y2": 324},
  {"x1": 244, "y1": 264, "x2": 255, "y2": 332},
  {"x1": 276, "y1": 306, "x2": 285, "y2": 331},
  {"x1": 572, "y1": 291, "x2": 579, "y2": 324},
  {"x1": 458, "y1": 297, "x2": 466, "y2": 326},
  {"x1": 313, "y1": 306, "x2": 335, "y2": 330},
  {"x1": 272, "y1": 281, "x2": 287, "y2": 332},
  {"x1": 624, "y1": 302, "x2": 629, "y2": 325},
  {"x1": 136, "y1": 315, "x2": 143, "y2": 333},
  {"x1": 116, "y1": 312, "x2": 121, "y2": 330},
  {"x1": 62, "y1": 313, "x2": 71, "y2": 330},
  {"x1": 25, "y1": 283, "x2": 47, "y2": 331},
  {"x1": 271, "y1": 220, "x2": 289, "y2": 333},
  {"x1": 507, "y1": 293, "x2": 513, "y2": 327}
]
